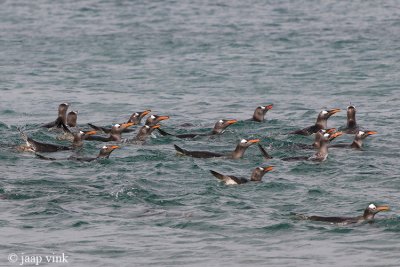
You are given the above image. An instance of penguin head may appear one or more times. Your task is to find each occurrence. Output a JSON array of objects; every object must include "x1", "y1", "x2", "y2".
[{"x1": 363, "y1": 203, "x2": 389, "y2": 220}]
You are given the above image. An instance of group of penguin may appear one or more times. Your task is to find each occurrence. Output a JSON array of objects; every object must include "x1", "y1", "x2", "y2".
[{"x1": 17, "y1": 102, "x2": 390, "y2": 225}]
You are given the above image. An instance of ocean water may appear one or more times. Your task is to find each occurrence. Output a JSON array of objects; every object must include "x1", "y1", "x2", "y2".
[{"x1": 1, "y1": 0, "x2": 400, "y2": 266}]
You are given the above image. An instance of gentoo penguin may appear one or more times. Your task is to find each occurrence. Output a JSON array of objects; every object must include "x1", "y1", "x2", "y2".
[
  {"x1": 296, "y1": 203, "x2": 390, "y2": 225},
  {"x1": 282, "y1": 131, "x2": 343, "y2": 162},
  {"x1": 42, "y1": 103, "x2": 69, "y2": 129},
  {"x1": 292, "y1": 128, "x2": 337, "y2": 149},
  {"x1": 343, "y1": 105, "x2": 359, "y2": 134},
  {"x1": 251, "y1": 105, "x2": 273, "y2": 122},
  {"x1": 85, "y1": 122, "x2": 134, "y2": 142},
  {"x1": 174, "y1": 138, "x2": 260, "y2": 159},
  {"x1": 36, "y1": 145, "x2": 120, "y2": 162},
  {"x1": 157, "y1": 119, "x2": 237, "y2": 139},
  {"x1": 17, "y1": 130, "x2": 71, "y2": 153},
  {"x1": 291, "y1": 109, "x2": 341, "y2": 135},
  {"x1": 210, "y1": 166, "x2": 273, "y2": 185},
  {"x1": 88, "y1": 110, "x2": 151, "y2": 133},
  {"x1": 145, "y1": 114, "x2": 170, "y2": 126},
  {"x1": 125, "y1": 124, "x2": 161, "y2": 143},
  {"x1": 330, "y1": 130, "x2": 377, "y2": 149}
]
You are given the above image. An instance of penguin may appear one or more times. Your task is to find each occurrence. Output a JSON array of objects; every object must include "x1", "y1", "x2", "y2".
[
  {"x1": 330, "y1": 130, "x2": 377, "y2": 149},
  {"x1": 291, "y1": 109, "x2": 341, "y2": 135},
  {"x1": 210, "y1": 166, "x2": 273, "y2": 185},
  {"x1": 173, "y1": 138, "x2": 260, "y2": 159},
  {"x1": 157, "y1": 119, "x2": 237, "y2": 139},
  {"x1": 296, "y1": 203, "x2": 390, "y2": 225},
  {"x1": 88, "y1": 109, "x2": 151, "y2": 134},
  {"x1": 42, "y1": 103, "x2": 69, "y2": 129},
  {"x1": 35, "y1": 145, "x2": 120, "y2": 162},
  {"x1": 85, "y1": 122, "x2": 134, "y2": 142},
  {"x1": 250, "y1": 104, "x2": 273, "y2": 122}
]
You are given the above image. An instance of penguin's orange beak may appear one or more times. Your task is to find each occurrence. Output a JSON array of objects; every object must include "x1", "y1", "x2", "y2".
[
  {"x1": 263, "y1": 166, "x2": 274, "y2": 172},
  {"x1": 376, "y1": 205, "x2": 390, "y2": 212},
  {"x1": 226, "y1": 119, "x2": 238, "y2": 125},
  {"x1": 122, "y1": 122, "x2": 135, "y2": 128},
  {"x1": 326, "y1": 128, "x2": 336, "y2": 134},
  {"x1": 142, "y1": 110, "x2": 151, "y2": 116},
  {"x1": 157, "y1": 116, "x2": 170, "y2": 121},
  {"x1": 248, "y1": 139, "x2": 260, "y2": 143},
  {"x1": 328, "y1": 108, "x2": 341, "y2": 115},
  {"x1": 329, "y1": 131, "x2": 343, "y2": 140},
  {"x1": 366, "y1": 131, "x2": 377, "y2": 135},
  {"x1": 84, "y1": 130, "x2": 97, "y2": 135},
  {"x1": 265, "y1": 104, "x2": 273, "y2": 110}
]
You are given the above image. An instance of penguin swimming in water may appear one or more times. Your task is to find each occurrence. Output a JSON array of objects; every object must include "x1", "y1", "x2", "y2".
[
  {"x1": 291, "y1": 109, "x2": 340, "y2": 136},
  {"x1": 85, "y1": 123, "x2": 134, "y2": 142},
  {"x1": 210, "y1": 166, "x2": 273, "y2": 185},
  {"x1": 35, "y1": 145, "x2": 120, "y2": 162},
  {"x1": 88, "y1": 110, "x2": 151, "y2": 133},
  {"x1": 296, "y1": 203, "x2": 390, "y2": 225},
  {"x1": 174, "y1": 138, "x2": 260, "y2": 159},
  {"x1": 330, "y1": 130, "x2": 377, "y2": 149},
  {"x1": 281, "y1": 131, "x2": 343, "y2": 162},
  {"x1": 157, "y1": 119, "x2": 237, "y2": 139},
  {"x1": 42, "y1": 103, "x2": 69, "y2": 129},
  {"x1": 250, "y1": 105, "x2": 273, "y2": 122}
]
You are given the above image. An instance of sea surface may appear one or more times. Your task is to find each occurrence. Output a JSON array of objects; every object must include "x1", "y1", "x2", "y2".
[{"x1": 1, "y1": 0, "x2": 399, "y2": 266}]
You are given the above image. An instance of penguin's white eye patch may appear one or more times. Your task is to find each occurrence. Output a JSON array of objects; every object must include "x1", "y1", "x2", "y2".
[
  {"x1": 240, "y1": 139, "x2": 247, "y2": 143},
  {"x1": 369, "y1": 204, "x2": 376, "y2": 210},
  {"x1": 321, "y1": 110, "x2": 328, "y2": 115},
  {"x1": 102, "y1": 146, "x2": 107, "y2": 149},
  {"x1": 79, "y1": 131, "x2": 84, "y2": 134},
  {"x1": 258, "y1": 167, "x2": 263, "y2": 170},
  {"x1": 145, "y1": 125, "x2": 150, "y2": 128},
  {"x1": 134, "y1": 113, "x2": 139, "y2": 116},
  {"x1": 115, "y1": 124, "x2": 121, "y2": 127},
  {"x1": 259, "y1": 106, "x2": 265, "y2": 109},
  {"x1": 323, "y1": 133, "x2": 330, "y2": 138},
  {"x1": 358, "y1": 131, "x2": 365, "y2": 135},
  {"x1": 219, "y1": 120, "x2": 223, "y2": 123},
  {"x1": 151, "y1": 115, "x2": 156, "y2": 119}
]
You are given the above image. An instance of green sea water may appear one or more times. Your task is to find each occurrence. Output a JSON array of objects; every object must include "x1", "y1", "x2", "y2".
[{"x1": 1, "y1": 1, "x2": 399, "y2": 266}]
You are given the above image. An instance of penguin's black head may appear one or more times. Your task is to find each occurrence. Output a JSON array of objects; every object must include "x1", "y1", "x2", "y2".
[
  {"x1": 318, "y1": 131, "x2": 343, "y2": 146},
  {"x1": 347, "y1": 105, "x2": 356, "y2": 114},
  {"x1": 212, "y1": 119, "x2": 237, "y2": 134},
  {"x1": 67, "y1": 111, "x2": 78, "y2": 127},
  {"x1": 318, "y1": 108, "x2": 341, "y2": 120},
  {"x1": 59, "y1": 103, "x2": 69, "y2": 109},
  {"x1": 58, "y1": 103, "x2": 69, "y2": 115},
  {"x1": 346, "y1": 105, "x2": 357, "y2": 127},
  {"x1": 238, "y1": 138, "x2": 260, "y2": 148},
  {"x1": 129, "y1": 110, "x2": 151, "y2": 124},
  {"x1": 111, "y1": 122, "x2": 134, "y2": 133},
  {"x1": 99, "y1": 145, "x2": 120, "y2": 157},
  {"x1": 140, "y1": 124, "x2": 160, "y2": 134},
  {"x1": 363, "y1": 203, "x2": 390, "y2": 220},
  {"x1": 145, "y1": 114, "x2": 170, "y2": 126},
  {"x1": 356, "y1": 130, "x2": 377, "y2": 140},
  {"x1": 250, "y1": 166, "x2": 273, "y2": 181},
  {"x1": 253, "y1": 104, "x2": 273, "y2": 122}
]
